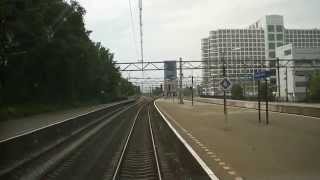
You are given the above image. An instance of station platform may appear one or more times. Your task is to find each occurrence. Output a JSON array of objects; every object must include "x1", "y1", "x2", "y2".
[
  {"x1": 0, "y1": 100, "x2": 132, "y2": 141},
  {"x1": 155, "y1": 98, "x2": 320, "y2": 180},
  {"x1": 187, "y1": 97, "x2": 320, "y2": 118},
  {"x1": 195, "y1": 97, "x2": 320, "y2": 108}
]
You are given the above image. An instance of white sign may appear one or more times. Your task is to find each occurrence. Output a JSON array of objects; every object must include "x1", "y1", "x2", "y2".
[{"x1": 220, "y1": 78, "x2": 232, "y2": 90}]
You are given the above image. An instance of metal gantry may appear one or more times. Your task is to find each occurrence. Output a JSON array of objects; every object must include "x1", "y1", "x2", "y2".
[{"x1": 115, "y1": 59, "x2": 320, "y2": 72}]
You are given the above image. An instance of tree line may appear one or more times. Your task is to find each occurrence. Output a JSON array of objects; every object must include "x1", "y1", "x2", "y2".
[{"x1": 0, "y1": 0, "x2": 138, "y2": 107}]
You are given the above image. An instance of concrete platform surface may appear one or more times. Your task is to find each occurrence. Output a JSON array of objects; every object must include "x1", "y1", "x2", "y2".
[
  {"x1": 156, "y1": 98, "x2": 320, "y2": 180},
  {"x1": 195, "y1": 97, "x2": 320, "y2": 108},
  {"x1": 189, "y1": 97, "x2": 320, "y2": 118},
  {"x1": 0, "y1": 100, "x2": 130, "y2": 141}
]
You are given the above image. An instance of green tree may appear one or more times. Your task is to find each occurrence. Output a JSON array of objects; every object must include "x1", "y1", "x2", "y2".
[
  {"x1": 231, "y1": 84, "x2": 243, "y2": 99},
  {"x1": 259, "y1": 81, "x2": 275, "y2": 101},
  {"x1": 0, "y1": 0, "x2": 138, "y2": 108},
  {"x1": 151, "y1": 87, "x2": 162, "y2": 96},
  {"x1": 309, "y1": 72, "x2": 320, "y2": 102}
]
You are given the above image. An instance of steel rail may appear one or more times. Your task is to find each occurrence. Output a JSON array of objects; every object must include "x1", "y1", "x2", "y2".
[
  {"x1": 112, "y1": 102, "x2": 162, "y2": 180},
  {"x1": 147, "y1": 104, "x2": 162, "y2": 180},
  {"x1": 0, "y1": 99, "x2": 141, "y2": 179},
  {"x1": 111, "y1": 104, "x2": 145, "y2": 180}
]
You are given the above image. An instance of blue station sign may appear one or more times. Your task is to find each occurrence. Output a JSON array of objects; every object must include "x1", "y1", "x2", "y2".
[{"x1": 254, "y1": 70, "x2": 271, "y2": 80}]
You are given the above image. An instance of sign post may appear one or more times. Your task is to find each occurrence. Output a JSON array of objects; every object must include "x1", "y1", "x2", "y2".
[
  {"x1": 265, "y1": 78, "x2": 269, "y2": 125},
  {"x1": 254, "y1": 70, "x2": 271, "y2": 125},
  {"x1": 179, "y1": 58, "x2": 184, "y2": 104},
  {"x1": 220, "y1": 77, "x2": 232, "y2": 129},
  {"x1": 258, "y1": 80, "x2": 261, "y2": 123},
  {"x1": 191, "y1": 76, "x2": 194, "y2": 106}
]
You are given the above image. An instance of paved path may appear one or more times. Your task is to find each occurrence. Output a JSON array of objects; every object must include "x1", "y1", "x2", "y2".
[
  {"x1": 156, "y1": 99, "x2": 320, "y2": 180},
  {"x1": 0, "y1": 100, "x2": 130, "y2": 141}
]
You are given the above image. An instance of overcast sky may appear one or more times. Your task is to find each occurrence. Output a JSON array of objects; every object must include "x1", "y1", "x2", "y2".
[{"x1": 77, "y1": 0, "x2": 320, "y2": 89}]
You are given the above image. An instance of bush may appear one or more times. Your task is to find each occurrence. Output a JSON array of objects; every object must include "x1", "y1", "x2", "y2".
[{"x1": 231, "y1": 84, "x2": 244, "y2": 99}]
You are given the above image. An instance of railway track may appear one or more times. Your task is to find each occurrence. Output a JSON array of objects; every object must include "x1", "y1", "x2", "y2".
[
  {"x1": 112, "y1": 103, "x2": 162, "y2": 180},
  {"x1": 0, "y1": 99, "x2": 142, "y2": 180},
  {"x1": 1, "y1": 97, "x2": 213, "y2": 180}
]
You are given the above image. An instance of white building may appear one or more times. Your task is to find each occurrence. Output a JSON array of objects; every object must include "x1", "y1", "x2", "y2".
[
  {"x1": 201, "y1": 15, "x2": 320, "y2": 96},
  {"x1": 276, "y1": 44, "x2": 320, "y2": 102}
]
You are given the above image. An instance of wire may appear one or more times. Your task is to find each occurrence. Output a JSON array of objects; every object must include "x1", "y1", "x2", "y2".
[{"x1": 128, "y1": 0, "x2": 139, "y2": 60}]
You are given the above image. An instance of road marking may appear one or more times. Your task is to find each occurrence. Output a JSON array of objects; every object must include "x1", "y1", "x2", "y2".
[
  {"x1": 207, "y1": 152, "x2": 214, "y2": 155},
  {"x1": 223, "y1": 166, "x2": 230, "y2": 170},
  {"x1": 214, "y1": 158, "x2": 221, "y2": 162},
  {"x1": 210, "y1": 155, "x2": 217, "y2": 158},
  {"x1": 219, "y1": 162, "x2": 226, "y2": 166},
  {"x1": 228, "y1": 171, "x2": 236, "y2": 175},
  {"x1": 235, "y1": 177, "x2": 243, "y2": 180}
]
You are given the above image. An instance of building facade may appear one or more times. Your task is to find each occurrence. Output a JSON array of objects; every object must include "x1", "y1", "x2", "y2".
[
  {"x1": 163, "y1": 61, "x2": 178, "y2": 96},
  {"x1": 276, "y1": 44, "x2": 320, "y2": 102},
  {"x1": 201, "y1": 15, "x2": 320, "y2": 96}
]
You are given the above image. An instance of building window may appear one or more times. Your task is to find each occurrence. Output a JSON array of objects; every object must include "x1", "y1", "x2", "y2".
[
  {"x1": 268, "y1": 25, "x2": 275, "y2": 32},
  {"x1": 269, "y1": 51, "x2": 276, "y2": 58},
  {"x1": 277, "y1": 42, "x2": 283, "y2": 47},
  {"x1": 276, "y1": 25, "x2": 283, "y2": 32},
  {"x1": 268, "y1": 34, "x2": 275, "y2": 41},
  {"x1": 295, "y1": 71, "x2": 305, "y2": 76},
  {"x1": 270, "y1": 61, "x2": 276, "y2": 67},
  {"x1": 295, "y1": 81, "x2": 307, "y2": 87},
  {"x1": 284, "y1": 49, "x2": 292, "y2": 55},
  {"x1": 277, "y1": 34, "x2": 283, "y2": 41},
  {"x1": 269, "y1": 43, "x2": 275, "y2": 49}
]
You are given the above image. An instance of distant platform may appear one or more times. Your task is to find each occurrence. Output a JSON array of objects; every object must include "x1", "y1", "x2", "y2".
[
  {"x1": 155, "y1": 98, "x2": 320, "y2": 180},
  {"x1": 0, "y1": 100, "x2": 131, "y2": 141}
]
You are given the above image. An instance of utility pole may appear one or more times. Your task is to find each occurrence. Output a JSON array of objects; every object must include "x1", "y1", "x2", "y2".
[
  {"x1": 139, "y1": 0, "x2": 144, "y2": 93},
  {"x1": 139, "y1": 0, "x2": 143, "y2": 67},
  {"x1": 191, "y1": 76, "x2": 194, "y2": 106},
  {"x1": 179, "y1": 58, "x2": 184, "y2": 104},
  {"x1": 258, "y1": 80, "x2": 261, "y2": 123},
  {"x1": 277, "y1": 58, "x2": 281, "y2": 101},
  {"x1": 285, "y1": 67, "x2": 289, "y2": 102},
  {"x1": 222, "y1": 52, "x2": 228, "y2": 128},
  {"x1": 265, "y1": 78, "x2": 269, "y2": 125}
]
